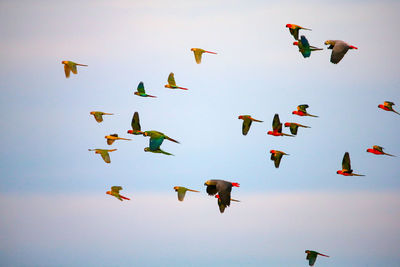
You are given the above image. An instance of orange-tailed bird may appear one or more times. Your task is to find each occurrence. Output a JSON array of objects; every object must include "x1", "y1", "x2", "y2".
[
  {"x1": 284, "y1": 122, "x2": 310, "y2": 135},
  {"x1": 88, "y1": 148, "x2": 117, "y2": 163},
  {"x1": 378, "y1": 101, "x2": 400, "y2": 115},
  {"x1": 267, "y1": 114, "x2": 294, "y2": 137},
  {"x1": 305, "y1": 250, "x2": 329, "y2": 266},
  {"x1": 238, "y1": 115, "x2": 263, "y2": 135},
  {"x1": 367, "y1": 145, "x2": 395, "y2": 157},
  {"x1": 292, "y1": 104, "x2": 318, "y2": 117},
  {"x1": 191, "y1": 48, "x2": 217, "y2": 64},
  {"x1": 285, "y1": 24, "x2": 311, "y2": 40},
  {"x1": 164, "y1": 72, "x2": 188, "y2": 90},
  {"x1": 173, "y1": 186, "x2": 200, "y2": 201},
  {"x1": 270, "y1": 150, "x2": 289, "y2": 168},
  {"x1": 104, "y1": 134, "x2": 131, "y2": 145},
  {"x1": 90, "y1": 111, "x2": 113, "y2": 123},
  {"x1": 61, "y1": 60, "x2": 87, "y2": 78},
  {"x1": 106, "y1": 186, "x2": 130, "y2": 201},
  {"x1": 337, "y1": 152, "x2": 365, "y2": 176}
]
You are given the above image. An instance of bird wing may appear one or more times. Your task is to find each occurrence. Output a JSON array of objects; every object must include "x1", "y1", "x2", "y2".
[
  {"x1": 373, "y1": 145, "x2": 384, "y2": 152},
  {"x1": 307, "y1": 253, "x2": 317, "y2": 266},
  {"x1": 94, "y1": 113, "x2": 103, "y2": 123},
  {"x1": 70, "y1": 63, "x2": 78, "y2": 74},
  {"x1": 194, "y1": 49, "x2": 203, "y2": 64},
  {"x1": 177, "y1": 188, "x2": 187, "y2": 201},
  {"x1": 206, "y1": 185, "x2": 218, "y2": 196},
  {"x1": 272, "y1": 114, "x2": 281, "y2": 130},
  {"x1": 300, "y1": 35, "x2": 310, "y2": 48},
  {"x1": 298, "y1": 105, "x2": 309, "y2": 112},
  {"x1": 111, "y1": 186, "x2": 122, "y2": 194},
  {"x1": 216, "y1": 181, "x2": 232, "y2": 207},
  {"x1": 168, "y1": 73, "x2": 176, "y2": 86},
  {"x1": 107, "y1": 139, "x2": 115, "y2": 145},
  {"x1": 217, "y1": 198, "x2": 226, "y2": 213},
  {"x1": 331, "y1": 41, "x2": 349, "y2": 64},
  {"x1": 290, "y1": 124, "x2": 299, "y2": 135},
  {"x1": 272, "y1": 153, "x2": 283, "y2": 168},
  {"x1": 242, "y1": 118, "x2": 252, "y2": 135},
  {"x1": 64, "y1": 64, "x2": 71, "y2": 78},
  {"x1": 100, "y1": 151, "x2": 111, "y2": 163},
  {"x1": 342, "y1": 152, "x2": 351, "y2": 171},
  {"x1": 289, "y1": 28, "x2": 299, "y2": 40},
  {"x1": 137, "y1": 82, "x2": 145, "y2": 93},
  {"x1": 149, "y1": 136, "x2": 165, "y2": 150},
  {"x1": 131, "y1": 112, "x2": 141, "y2": 131}
]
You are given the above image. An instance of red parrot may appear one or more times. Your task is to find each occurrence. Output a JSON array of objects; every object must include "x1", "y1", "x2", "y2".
[
  {"x1": 378, "y1": 101, "x2": 400, "y2": 115},
  {"x1": 367, "y1": 145, "x2": 395, "y2": 157},
  {"x1": 292, "y1": 104, "x2": 318, "y2": 117}
]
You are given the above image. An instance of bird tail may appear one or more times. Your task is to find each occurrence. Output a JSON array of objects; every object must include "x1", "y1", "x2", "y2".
[
  {"x1": 307, "y1": 114, "x2": 319, "y2": 118},
  {"x1": 282, "y1": 133, "x2": 295, "y2": 137},
  {"x1": 252, "y1": 119, "x2": 263, "y2": 122},
  {"x1": 384, "y1": 152, "x2": 396, "y2": 157},
  {"x1": 187, "y1": 189, "x2": 200, "y2": 192},
  {"x1": 120, "y1": 195, "x2": 130, "y2": 200},
  {"x1": 301, "y1": 27, "x2": 312, "y2": 31},
  {"x1": 108, "y1": 149, "x2": 117, "y2": 152},
  {"x1": 393, "y1": 110, "x2": 400, "y2": 115},
  {"x1": 76, "y1": 64, "x2": 88, "y2": 66},
  {"x1": 352, "y1": 173, "x2": 365, "y2": 177},
  {"x1": 231, "y1": 182, "x2": 240, "y2": 187},
  {"x1": 103, "y1": 113, "x2": 114, "y2": 115},
  {"x1": 299, "y1": 124, "x2": 311, "y2": 128},
  {"x1": 161, "y1": 150, "x2": 174, "y2": 156},
  {"x1": 205, "y1": 51, "x2": 217, "y2": 54},
  {"x1": 231, "y1": 198, "x2": 240, "y2": 202},
  {"x1": 118, "y1": 137, "x2": 132, "y2": 141},
  {"x1": 166, "y1": 137, "x2": 180, "y2": 144},
  {"x1": 177, "y1": 87, "x2": 188, "y2": 90},
  {"x1": 317, "y1": 253, "x2": 329, "y2": 257},
  {"x1": 147, "y1": 95, "x2": 157, "y2": 98}
]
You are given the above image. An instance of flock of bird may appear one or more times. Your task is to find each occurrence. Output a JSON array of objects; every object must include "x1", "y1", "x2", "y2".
[{"x1": 60, "y1": 24, "x2": 398, "y2": 266}]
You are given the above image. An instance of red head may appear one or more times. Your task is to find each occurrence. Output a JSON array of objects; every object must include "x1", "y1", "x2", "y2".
[
  {"x1": 127, "y1": 130, "x2": 133, "y2": 134},
  {"x1": 238, "y1": 115, "x2": 243, "y2": 119},
  {"x1": 231, "y1": 182, "x2": 240, "y2": 187},
  {"x1": 284, "y1": 122, "x2": 291, "y2": 127},
  {"x1": 336, "y1": 170, "x2": 342, "y2": 175},
  {"x1": 267, "y1": 131, "x2": 273, "y2": 135},
  {"x1": 293, "y1": 41, "x2": 299, "y2": 46},
  {"x1": 292, "y1": 111, "x2": 297, "y2": 115},
  {"x1": 286, "y1": 24, "x2": 292, "y2": 28},
  {"x1": 106, "y1": 191, "x2": 111, "y2": 195},
  {"x1": 270, "y1": 150, "x2": 276, "y2": 154}
]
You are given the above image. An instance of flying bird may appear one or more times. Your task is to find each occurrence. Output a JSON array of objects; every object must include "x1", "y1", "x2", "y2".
[
  {"x1": 173, "y1": 186, "x2": 200, "y2": 201},
  {"x1": 267, "y1": 114, "x2": 294, "y2": 137},
  {"x1": 90, "y1": 111, "x2": 113, "y2": 123},
  {"x1": 190, "y1": 48, "x2": 217, "y2": 64},
  {"x1": 378, "y1": 101, "x2": 400, "y2": 115},
  {"x1": 88, "y1": 149, "x2": 117, "y2": 163},
  {"x1": 106, "y1": 186, "x2": 130, "y2": 201},
  {"x1": 204, "y1": 179, "x2": 240, "y2": 213},
  {"x1": 238, "y1": 115, "x2": 263, "y2": 135},
  {"x1": 305, "y1": 250, "x2": 329, "y2": 266},
  {"x1": 293, "y1": 35, "x2": 323, "y2": 58},
  {"x1": 164, "y1": 72, "x2": 188, "y2": 90},
  {"x1": 292, "y1": 104, "x2": 318, "y2": 117},
  {"x1": 337, "y1": 152, "x2": 365, "y2": 176},
  {"x1": 324, "y1": 40, "x2": 358, "y2": 64},
  {"x1": 215, "y1": 194, "x2": 240, "y2": 213},
  {"x1": 142, "y1": 131, "x2": 179, "y2": 156},
  {"x1": 134, "y1": 82, "x2": 156, "y2": 98},
  {"x1": 127, "y1": 111, "x2": 143, "y2": 135},
  {"x1": 270, "y1": 150, "x2": 289, "y2": 168},
  {"x1": 104, "y1": 134, "x2": 131, "y2": 145},
  {"x1": 61, "y1": 60, "x2": 87, "y2": 78},
  {"x1": 285, "y1": 24, "x2": 311, "y2": 40},
  {"x1": 367, "y1": 145, "x2": 395, "y2": 156},
  {"x1": 284, "y1": 122, "x2": 310, "y2": 135}
]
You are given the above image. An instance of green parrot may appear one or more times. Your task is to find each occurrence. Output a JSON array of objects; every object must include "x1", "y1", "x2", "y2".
[
  {"x1": 134, "y1": 82, "x2": 156, "y2": 97},
  {"x1": 90, "y1": 111, "x2": 114, "y2": 123},
  {"x1": 190, "y1": 48, "x2": 217, "y2": 64},
  {"x1": 142, "y1": 130, "x2": 179, "y2": 156},
  {"x1": 238, "y1": 115, "x2": 263, "y2": 135},
  {"x1": 293, "y1": 35, "x2": 323, "y2": 58},
  {"x1": 88, "y1": 148, "x2": 117, "y2": 163},
  {"x1": 270, "y1": 150, "x2": 289, "y2": 168},
  {"x1": 106, "y1": 186, "x2": 130, "y2": 201},
  {"x1": 173, "y1": 186, "x2": 200, "y2": 201},
  {"x1": 284, "y1": 122, "x2": 310, "y2": 135},
  {"x1": 285, "y1": 24, "x2": 311, "y2": 40},
  {"x1": 305, "y1": 250, "x2": 329, "y2": 266},
  {"x1": 61, "y1": 60, "x2": 88, "y2": 78},
  {"x1": 127, "y1": 111, "x2": 143, "y2": 135},
  {"x1": 164, "y1": 73, "x2": 188, "y2": 90},
  {"x1": 104, "y1": 134, "x2": 131, "y2": 145}
]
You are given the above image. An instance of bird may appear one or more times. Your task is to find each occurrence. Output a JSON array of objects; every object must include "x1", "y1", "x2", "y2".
[
  {"x1": 267, "y1": 114, "x2": 294, "y2": 137},
  {"x1": 104, "y1": 134, "x2": 131, "y2": 145},
  {"x1": 292, "y1": 104, "x2": 318, "y2": 117},
  {"x1": 164, "y1": 73, "x2": 188, "y2": 90},
  {"x1": 337, "y1": 152, "x2": 365, "y2": 176},
  {"x1": 367, "y1": 145, "x2": 395, "y2": 156},
  {"x1": 238, "y1": 115, "x2": 263, "y2": 135},
  {"x1": 173, "y1": 186, "x2": 200, "y2": 201},
  {"x1": 305, "y1": 250, "x2": 329, "y2": 266},
  {"x1": 284, "y1": 122, "x2": 310, "y2": 135},
  {"x1": 90, "y1": 111, "x2": 113, "y2": 123},
  {"x1": 215, "y1": 194, "x2": 240, "y2": 213},
  {"x1": 127, "y1": 111, "x2": 143, "y2": 135},
  {"x1": 190, "y1": 48, "x2": 217, "y2": 64},
  {"x1": 270, "y1": 150, "x2": 289, "y2": 168},
  {"x1": 61, "y1": 60, "x2": 88, "y2": 78},
  {"x1": 134, "y1": 81, "x2": 156, "y2": 97},
  {"x1": 204, "y1": 179, "x2": 240, "y2": 213},
  {"x1": 285, "y1": 24, "x2": 311, "y2": 40},
  {"x1": 293, "y1": 35, "x2": 323, "y2": 58},
  {"x1": 142, "y1": 131, "x2": 179, "y2": 156},
  {"x1": 88, "y1": 149, "x2": 117, "y2": 163},
  {"x1": 378, "y1": 101, "x2": 400, "y2": 115},
  {"x1": 324, "y1": 40, "x2": 358, "y2": 64},
  {"x1": 106, "y1": 186, "x2": 130, "y2": 201}
]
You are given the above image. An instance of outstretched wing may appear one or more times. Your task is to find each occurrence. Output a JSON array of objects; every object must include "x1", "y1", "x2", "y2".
[
  {"x1": 131, "y1": 112, "x2": 141, "y2": 132},
  {"x1": 289, "y1": 28, "x2": 299, "y2": 40},
  {"x1": 137, "y1": 82, "x2": 145, "y2": 94},
  {"x1": 177, "y1": 188, "x2": 187, "y2": 201},
  {"x1": 111, "y1": 186, "x2": 122, "y2": 194},
  {"x1": 290, "y1": 124, "x2": 299, "y2": 135},
  {"x1": 242, "y1": 118, "x2": 252, "y2": 135},
  {"x1": 307, "y1": 253, "x2": 317, "y2": 266},
  {"x1": 272, "y1": 114, "x2": 281, "y2": 130},
  {"x1": 272, "y1": 153, "x2": 283, "y2": 168},
  {"x1": 372, "y1": 145, "x2": 384, "y2": 152},
  {"x1": 331, "y1": 41, "x2": 349, "y2": 64},
  {"x1": 298, "y1": 104, "x2": 309, "y2": 112},
  {"x1": 300, "y1": 35, "x2": 310, "y2": 48},
  {"x1": 100, "y1": 151, "x2": 111, "y2": 163},
  {"x1": 194, "y1": 49, "x2": 203, "y2": 64},
  {"x1": 94, "y1": 113, "x2": 103, "y2": 123},
  {"x1": 64, "y1": 64, "x2": 71, "y2": 78},
  {"x1": 206, "y1": 185, "x2": 218, "y2": 196},
  {"x1": 168, "y1": 73, "x2": 176, "y2": 86},
  {"x1": 149, "y1": 136, "x2": 165, "y2": 150},
  {"x1": 70, "y1": 63, "x2": 77, "y2": 74},
  {"x1": 342, "y1": 152, "x2": 351, "y2": 171}
]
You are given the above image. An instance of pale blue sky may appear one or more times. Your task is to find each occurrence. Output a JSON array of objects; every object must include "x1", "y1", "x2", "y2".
[{"x1": 0, "y1": 0, "x2": 399, "y2": 266}]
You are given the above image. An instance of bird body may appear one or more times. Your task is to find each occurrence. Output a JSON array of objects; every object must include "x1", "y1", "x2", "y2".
[
  {"x1": 190, "y1": 48, "x2": 217, "y2": 64},
  {"x1": 292, "y1": 104, "x2": 318, "y2": 117},
  {"x1": 284, "y1": 122, "x2": 310, "y2": 135},
  {"x1": 134, "y1": 82, "x2": 156, "y2": 97},
  {"x1": 238, "y1": 115, "x2": 263, "y2": 135},
  {"x1": 173, "y1": 186, "x2": 200, "y2": 201},
  {"x1": 88, "y1": 149, "x2": 117, "y2": 163},
  {"x1": 267, "y1": 114, "x2": 294, "y2": 137},
  {"x1": 61, "y1": 60, "x2": 88, "y2": 78},
  {"x1": 104, "y1": 134, "x2": 131, "y2": 145},
  {"x1": 293, "y1": 35, "x2": 323, "y2": 58},
  {"x1": 337, "y1": 152, "x2": 365, "y2": 176},
  {"x1": 90, "y1": 111, "x2": 113, "y2": 123},
  {"x1": 204, "y1": 179, "x2": 240, "y2": 213},
  {"x1": 106, "y1": 186, "x2": 130, "y2": 201},
  {"x1": 324, "y1": 40, "x2": 358, "y2": 64},
  {"x1": 305, "y1": 250, "x2": 329, "y2": 266},
  {"x1": 270, "y1": 150, "x2": 289, "y2": 168},
  {"x1": 285, "y1": 24, "x2": 311, "y2": 40},
  {"x1": 164, "y1": 72, "x2": 188, "y2": 90},
  {"x1": 367, "y1": 145, "x2": 395, "y2": 156}
]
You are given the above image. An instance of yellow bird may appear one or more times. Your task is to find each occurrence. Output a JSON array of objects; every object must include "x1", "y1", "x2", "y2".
[{"x1": 61, "y1": 60, "x2": 88, "y2": 78}]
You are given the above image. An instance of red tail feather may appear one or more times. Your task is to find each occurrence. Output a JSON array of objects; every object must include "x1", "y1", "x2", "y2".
[
  {"x1": 231, "y1": 182, "x2": 240, "y2": 187},
  {"x1": 120, "y1": 195, "x2": 130, "y2": 200}
]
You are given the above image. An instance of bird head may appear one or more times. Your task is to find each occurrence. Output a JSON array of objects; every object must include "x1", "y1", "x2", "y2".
[
  {"x1": 336, "y1": 170, "x2": 342, "y2": 174},
  {"x1": 284, "y1": 122, "x2": 291, "y2": 127},
  {"x1": 267, "y1": 130, "x2": 274, "y2": 135},
  {"x1": 173, "y1": 186, "x2": 179, "y2": 191},
  {"x1": 324, "y1": 40, "x2": 333, "y2": 45},
  {"x1": 238, "y1": 115, "x2": 243, "y2": 119},
  {"x1": 106, "y1": 191, "x2": 111, "y2": 195},
  {"x1": 292, "y1": 111, "x2": 297, "y2": 115},
  {"x1": 190, "y1": 48, "x2": 195, "y2": 52},
  {"x1": 134, "y1": 92, "x2": 140, "y2": 96},
  {"x1": 293, "y1": 41, "x2": 299, "y2": 46},
  {"x1": 90, "y1": 111, "x2": 95, "y2": 115},
  {"x1": 144, "y1": 147, "x2": 150, "y2": 152},
  {"x1": 127, "y1": 130, "x2": 133, "y2": 134},
  {"x1": 270, "y1": 150, "x2": 276, "y2": 154},
  {"x1": 61, "y1": 60, "x2": 68, "y2": 64},
  {"x1": 305, "y1": 250, "x2": 310, "y2": 254},
  {"x1": 286, "y1": 24, "x2": 292, "y2": 28}
]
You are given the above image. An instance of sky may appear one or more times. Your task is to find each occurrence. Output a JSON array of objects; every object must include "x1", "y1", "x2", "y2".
[{"x1": 0, "y1": 0, "x2": 399, "y2": 266}]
